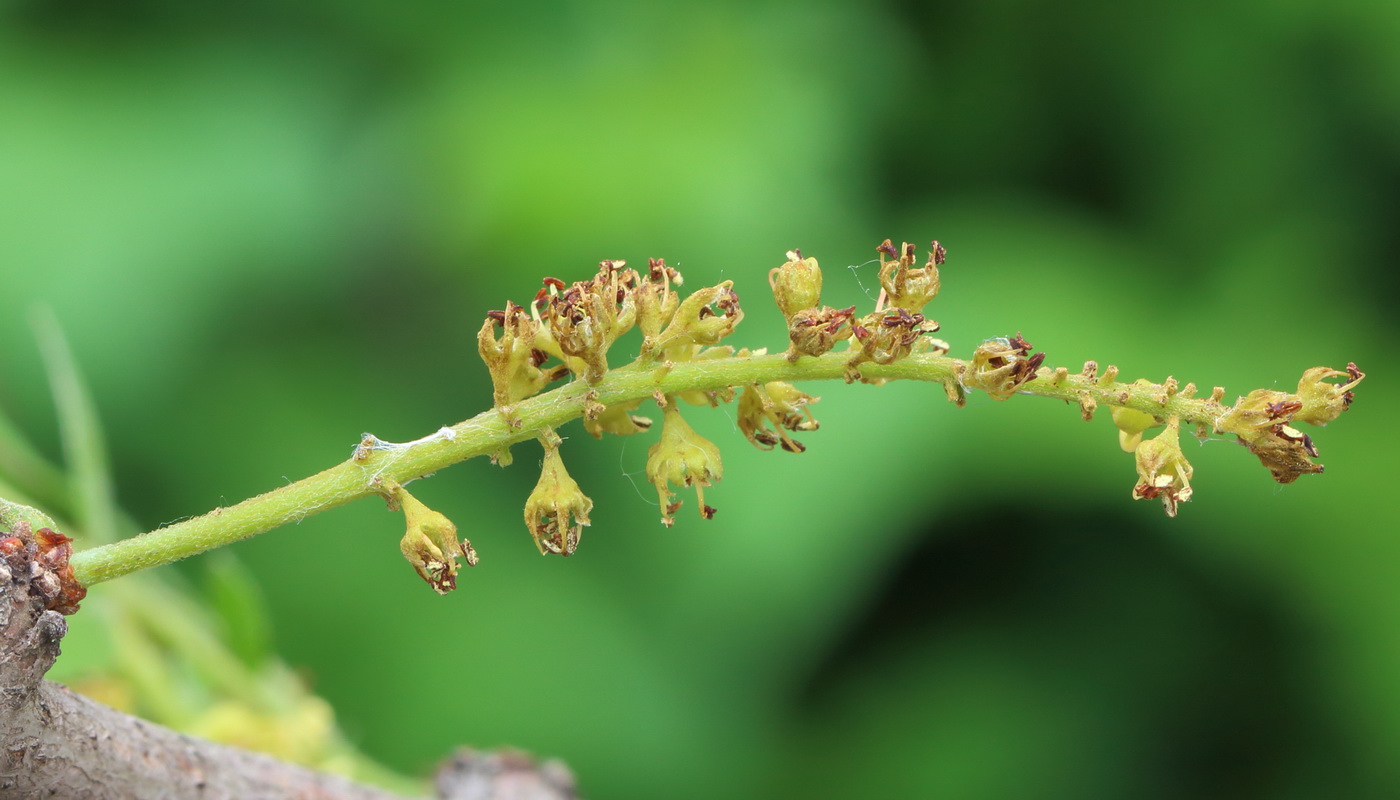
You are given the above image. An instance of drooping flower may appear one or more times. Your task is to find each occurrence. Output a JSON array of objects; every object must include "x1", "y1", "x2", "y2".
[
  {"x1": 1132, "y1": 417, "x2": 1194, "y2": 517},
  {"x1": 523, "y1": 443, "x2": 593, "y2": 555},
  {"x1": 646, "y1": 401, "x2": 723, "y2": 526},
  {"x1": 392, "y1": 483, "x2": 478, "y2": 594}
]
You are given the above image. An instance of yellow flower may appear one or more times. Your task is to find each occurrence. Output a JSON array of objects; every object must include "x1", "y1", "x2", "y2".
[
  {"x1": 1132, "y1": 417, "x2": 1194, "y2": 517},
  {"x1": 877, "y1": 239, "x2": 943, "y2": 314},
  {"x1": 523, "y1": 445, "x2": 593, "y2": 555},
  {"x1": 393, "y1": 484, "x2": 477, "y2": 594},
  {"x1": 646, "y1": 401, "x2": 723, "y2": 526}
]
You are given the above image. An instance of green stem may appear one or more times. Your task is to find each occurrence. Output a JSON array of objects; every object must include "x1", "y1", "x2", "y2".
[{"x1": 68, "y1": 350, "x2": 1226, "y2": 586}]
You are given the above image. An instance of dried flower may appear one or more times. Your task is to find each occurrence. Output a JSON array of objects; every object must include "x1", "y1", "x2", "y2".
[
  {"x1": 1133, "y1": 417, "x2": 1194, "y2": 517},
  {"x1": 844, "y1": 307, "x2": 940, "y2": 380},
  {"x1": 533, "y1": 261, "x2": 637, "y2": 383},
  {"x1": 1241, "y1": 423, "x2": 1325, "y2": 484},
  {"x1": 646, "y1": 400, "x2": 723, "y2": 526},
  {"x1": 786, "y1": 305, "x2": 855, "y2": 361},
  {"x1": 1212, "y1": 381, "x2": 1335, "y2": 484},
  {"x1": 524, "y1": 444, "x2": 593, "y2": 555},
  {"x1": 392, "y1": 483, "x2": 478, "y2": 594},
  {"x1": 960, "y1": 333, "x2": 1045, "y2": 400}
]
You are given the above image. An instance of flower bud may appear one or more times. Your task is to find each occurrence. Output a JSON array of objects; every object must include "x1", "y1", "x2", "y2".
[
  {"x1": 877, "y1": 239, "x2": 942, "y2": 314},
  {"x1": 393, "y1": 484, "x2": 478, "y2": 594},
  {"x1": 737, "y1": 381, "x2": 820, "y2": 452},
  {"x1": 524, "y1": 444, "x2": 593, "y2": 555},
  {"x1": 1111, "y1": 395, "x2": 1161, "y2": 452},
  {"x1": 1133, "y1": 417, "x2": 1194, "y2": 517},
  {"x1": 769, "y1": 250, "x2": 823, "y2": 320},
  {"x1": 646, "y1": 401, "x2": 723, "y2": 526},
  {"x1": 960, "y1": 333, "x2": 1045, "y2": 400},
  {"x1": 1293, "y1": 362, "x2": 1364, "y2": 426}
]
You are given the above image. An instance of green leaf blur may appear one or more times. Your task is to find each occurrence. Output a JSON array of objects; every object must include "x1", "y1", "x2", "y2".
[{"x1": 1, "y1": 1, "x2": 1393, "y2": 797}]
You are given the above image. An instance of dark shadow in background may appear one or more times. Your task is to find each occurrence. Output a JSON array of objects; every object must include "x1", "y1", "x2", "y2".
[{"x1": 795, "y1": 502, "x2": 1370, "y2": 799}]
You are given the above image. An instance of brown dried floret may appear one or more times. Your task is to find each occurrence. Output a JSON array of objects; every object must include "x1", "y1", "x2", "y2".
[{"x1": 961, "y1": 333, "x2": 1046, "y2": 400}]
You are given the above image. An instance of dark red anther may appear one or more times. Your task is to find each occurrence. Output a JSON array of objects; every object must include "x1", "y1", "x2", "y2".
[
  {"x1": 931, "y1": 240, "x2": 947, "y2": 265},
  {"x1": 1266, "y1": 400, "x2": 1303, "y2": 419},
  {"x1": 877, "y1": 239, "x2": 898, "y2": 258}
]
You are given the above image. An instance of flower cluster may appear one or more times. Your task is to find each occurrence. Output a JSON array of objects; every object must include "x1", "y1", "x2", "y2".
[
  {"x1": 370, "y1": 237, "x2": 1366, "y2": 593},
  {"x1": 770, "y1": 250, "x2": 856, "y2": 360},
  {"x1": 1214, "y1": 363, "x2": 1365, "y2": 484}
]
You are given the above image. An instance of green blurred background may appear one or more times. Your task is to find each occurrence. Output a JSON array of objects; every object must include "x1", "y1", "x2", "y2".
[{"x1": 2, "y1": 1, "x2": 1396, "y2": 797}]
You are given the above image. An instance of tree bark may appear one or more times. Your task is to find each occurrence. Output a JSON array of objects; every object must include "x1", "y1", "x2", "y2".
[{"x1": 1, "y1": 520, "x2": 577, "y2": 800}]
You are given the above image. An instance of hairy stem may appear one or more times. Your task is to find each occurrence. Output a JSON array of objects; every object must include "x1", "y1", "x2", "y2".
[{"x1": 69, "y1": 350, "x2": 1224, "y2": 585}]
